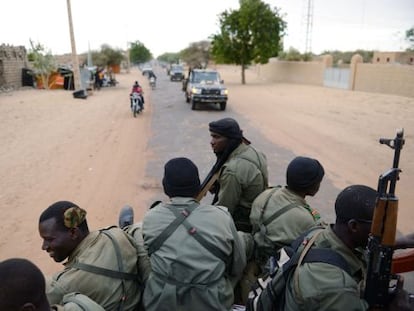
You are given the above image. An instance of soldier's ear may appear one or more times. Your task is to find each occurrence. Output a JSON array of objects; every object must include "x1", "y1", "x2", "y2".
[
  {"x1": 69, "y1": 227, "x2": 80, "y2": 240},
  {"x1": 347, "y1": 219, "x2": 359, "y2": 233}
]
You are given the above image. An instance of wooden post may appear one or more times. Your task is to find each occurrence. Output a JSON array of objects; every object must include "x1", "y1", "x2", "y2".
[{"x1": 66, "y1": 0, "x2": 82, "y2": 91}]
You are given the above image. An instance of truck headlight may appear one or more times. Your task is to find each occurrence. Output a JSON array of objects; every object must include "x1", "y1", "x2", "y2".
[
  {"x1": 220, "y1": 89, "x2": 228, "y2": 95},
  {"x1": 191, "y1": 87, "x2": 202, "y2": 95}
]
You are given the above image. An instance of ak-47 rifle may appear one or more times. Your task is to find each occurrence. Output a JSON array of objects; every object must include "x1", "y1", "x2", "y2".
[
  {"x1": 195, "y1": 169, "x2": 220, "y2": 202},
  {"x1": 364, "y1": 129, "x2": 405, "y2": 310}
]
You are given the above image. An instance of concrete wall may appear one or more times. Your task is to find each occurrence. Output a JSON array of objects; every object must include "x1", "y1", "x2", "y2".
[
  {"x1": 256, "y1": 56, "x2": 414, "y2": 98},
  {"x1": 354, "y1": 63, "x2": 414, "y2": 98},
  {"x1": 0, "y1": 44, "x2": 28, "y2": 88}
]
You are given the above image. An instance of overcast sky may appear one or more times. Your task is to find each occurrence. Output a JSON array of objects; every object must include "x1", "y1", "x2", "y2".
[{"x1": 2, "y1": 0, "x2": 413, "y2": 57}]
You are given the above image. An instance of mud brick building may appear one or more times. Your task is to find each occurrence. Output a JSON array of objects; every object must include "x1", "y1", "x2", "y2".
[{"x1": 0, "y1": 44, "x2": 29, "y2": 89}]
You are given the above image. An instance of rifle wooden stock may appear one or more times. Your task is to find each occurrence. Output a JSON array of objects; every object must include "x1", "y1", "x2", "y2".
[
  {"x1": 365, "y1": 129, "x2": 404, "y2": 310},
  {"x1": 195, "y1": 171, "x2": 220, "y2": 202},
  {"x1": 370, "y1": 198, "x2": 398, "y2": 246}
]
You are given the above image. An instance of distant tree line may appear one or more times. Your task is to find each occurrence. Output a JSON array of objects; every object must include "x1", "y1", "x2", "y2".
[
  {"x1": 278, "y1": 47, "x2": 374, "y2": 64},
  {"x1": 28, "y1": 2, "x2": 414, "y2": 88}
]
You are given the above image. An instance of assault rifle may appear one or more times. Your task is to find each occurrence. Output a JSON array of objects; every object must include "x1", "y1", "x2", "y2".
[
  {"x1": 195, "y1": 169, "x2": 220, "y2": 202},
  {"x1": 364, "y1": 129, "x2": 405, "y2": 310}
]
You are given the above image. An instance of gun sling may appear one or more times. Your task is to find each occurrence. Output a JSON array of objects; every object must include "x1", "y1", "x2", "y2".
[{"x1": 148, "y1": 202, "x2": 229, "y2": 265}]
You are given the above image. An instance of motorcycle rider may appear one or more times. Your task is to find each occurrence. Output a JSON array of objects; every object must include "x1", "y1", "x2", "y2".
[
  {"x1": 148, "y1": 71, "x2": 157, "y2": 81},
  {"x1": 148, "y1": 72, "x2": 157, "y2": 88},
  {"x1": 130, "y1": 81, "x2": 144, "y2": 110}
]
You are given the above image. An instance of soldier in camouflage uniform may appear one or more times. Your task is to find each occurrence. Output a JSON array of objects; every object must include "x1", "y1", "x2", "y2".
[
  {"x1": 0, "y1": 257, "x2": 104, "y2": 311},
  {"x1": 258, "y1": 185, "x2": 413, "y2": 311},
  {"x1": 38, "y1": 201, "x2": 150, "y2": 311},
  {"x1": 142, "y1": 157, "x2": 246, "y2": 311},
  {"x1": 208, "y1": 117, "x2": 269, "y2": 233},
  {"x1": 250, "y1": 156, "x2": 325, "y2": 273},
  {"x1": 207, "y1": 118, "x2": 268, "y2": 305}
]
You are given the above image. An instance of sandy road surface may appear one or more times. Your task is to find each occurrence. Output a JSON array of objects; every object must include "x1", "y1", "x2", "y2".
[
  {"x1": 0, "y1": 65, "x2": 413, "y2": 278},
  {"x1": 223, "y1": 65, "x2": 414, "y2": 232}
]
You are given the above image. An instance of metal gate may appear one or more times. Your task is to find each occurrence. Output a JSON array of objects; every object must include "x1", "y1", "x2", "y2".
[{"x1": 323, "y1": 67, "x2": 350, "y2": 89}]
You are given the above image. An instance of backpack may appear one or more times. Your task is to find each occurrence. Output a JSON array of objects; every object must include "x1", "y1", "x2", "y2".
[{"x1": 246, "y1": 227, "x2": 351, "y2": 311}]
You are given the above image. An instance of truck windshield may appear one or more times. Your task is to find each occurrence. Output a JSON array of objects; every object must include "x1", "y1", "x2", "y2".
[
  {"x1": 193, "y1": 72, "x2": 220, "y2": 83},
  {"x1": 172, "y1": 65, "x2": 183, "y2": 71}
]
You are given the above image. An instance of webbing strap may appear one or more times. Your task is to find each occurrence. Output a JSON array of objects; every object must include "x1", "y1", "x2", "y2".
[
  {"x1": 101, "y1": 230, "x2": 125, "y2": 276},
  {"x1": 72, "y1": 262, "x2": 138, "y2": 281},
  {"x1": 101, "y1": 229, "x2": 138, "y2": 311},
  {"x1": 265, "y1": 228, "x2": 351, "y2": 309},
  {"x1": 256, "y1": 186, "x2": 297, "y2": 237},
  {"x1": 169, "y1": 207, "x2": 230, "y2": 266},
  {"x1": 71, "y1": 228, "x2": 140, "y2": 311},
  {"x1": 263, "y1": 203, "x2": 297, "y2": 227},
  {"x1": 152, "y1": 271, "x2": 222, "y2": 288},
  {"x1": 282, "y1": 229, "x2": 323, "y2": 278},
  {"x1": 301, "y1": 248, "x2": 351, "y2": 275},
  {"x1": 148, "y1": 203, "x2": 198, "y2": 255}
]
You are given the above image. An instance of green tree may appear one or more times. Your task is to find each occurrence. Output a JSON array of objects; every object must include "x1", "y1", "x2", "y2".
[
  {"x1": 319, "y1": 49, "x2": 373, "y2": 64},
  {"x1": 180, "y1": 40, "x2": 211, "y2": 68},
  {"x1": 129, "y1": 41, "x2": 152, "y2": 64},
  {"x1": 28, "y1": 39, "x2": 57, "y2": 90},
  {"x1": 405, "y1": 26, "x2": 414, "y2": 50},
  {"x1": 92, "y1": 44, "x2": 125, "y2": 67},
  {"x1": 211, "y1": 0, "x2": 286, "y2": 84},
  {"x1": 278, "y1": 47, "x2": 303, "y2": 61},
  {"x1": 157, "y1": 52, "x2": 181, "y2": 64}
]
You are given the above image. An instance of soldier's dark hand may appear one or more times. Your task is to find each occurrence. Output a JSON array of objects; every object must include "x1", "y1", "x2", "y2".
[{"x1": 209, "y1": 181, "x2": 219, "y2": 194}]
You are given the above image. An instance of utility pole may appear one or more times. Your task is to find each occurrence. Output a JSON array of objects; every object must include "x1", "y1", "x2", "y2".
[
  {"x1": 303, "y1": 0, "x2": 314, "y2": 54},
  {"x1": 126, "y1": 42, "x2": 131, "y2": 73},
  {"x1": 66, "y1": 0, "x2": 82, "y2": 90}
]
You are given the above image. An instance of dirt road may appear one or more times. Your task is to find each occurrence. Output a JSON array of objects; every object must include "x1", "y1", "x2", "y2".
[{"x1": 1, "y1": 64, "x2": 413, "y2": 277}]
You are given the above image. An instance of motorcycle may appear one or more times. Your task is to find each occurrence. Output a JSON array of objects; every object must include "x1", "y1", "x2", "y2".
[
  {"x1": 149, "y1": 76, "x2": 156, "y2": 90},
  {"x1": 130, "y1": 92, "x2": 143, "y2": 117}
]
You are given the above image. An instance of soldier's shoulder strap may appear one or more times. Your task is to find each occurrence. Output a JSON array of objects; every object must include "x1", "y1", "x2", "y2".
[
  {"x1": 71, "y1": 227, "x2": 141, "y2": 282},
  {"x1": 255, "y1": 186, "x2": 299, "y2": 234},
  {"x1": 148, "y1": 202, "x2": 199, "y2": 255},
  {"x1": 169, "y1": 206, "x2": 230, "y2": 266},
  {"x1": 285, "y1": 227, "x2": 351, "y2": 277}
]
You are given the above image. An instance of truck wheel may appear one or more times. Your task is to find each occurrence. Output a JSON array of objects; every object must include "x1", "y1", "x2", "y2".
[
  {"x1": 220, "y1": 102, "x2": 227, "y2": 111},
  {"x1": 191, "y1": 99, "x2": 197, "y2": 110}
]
